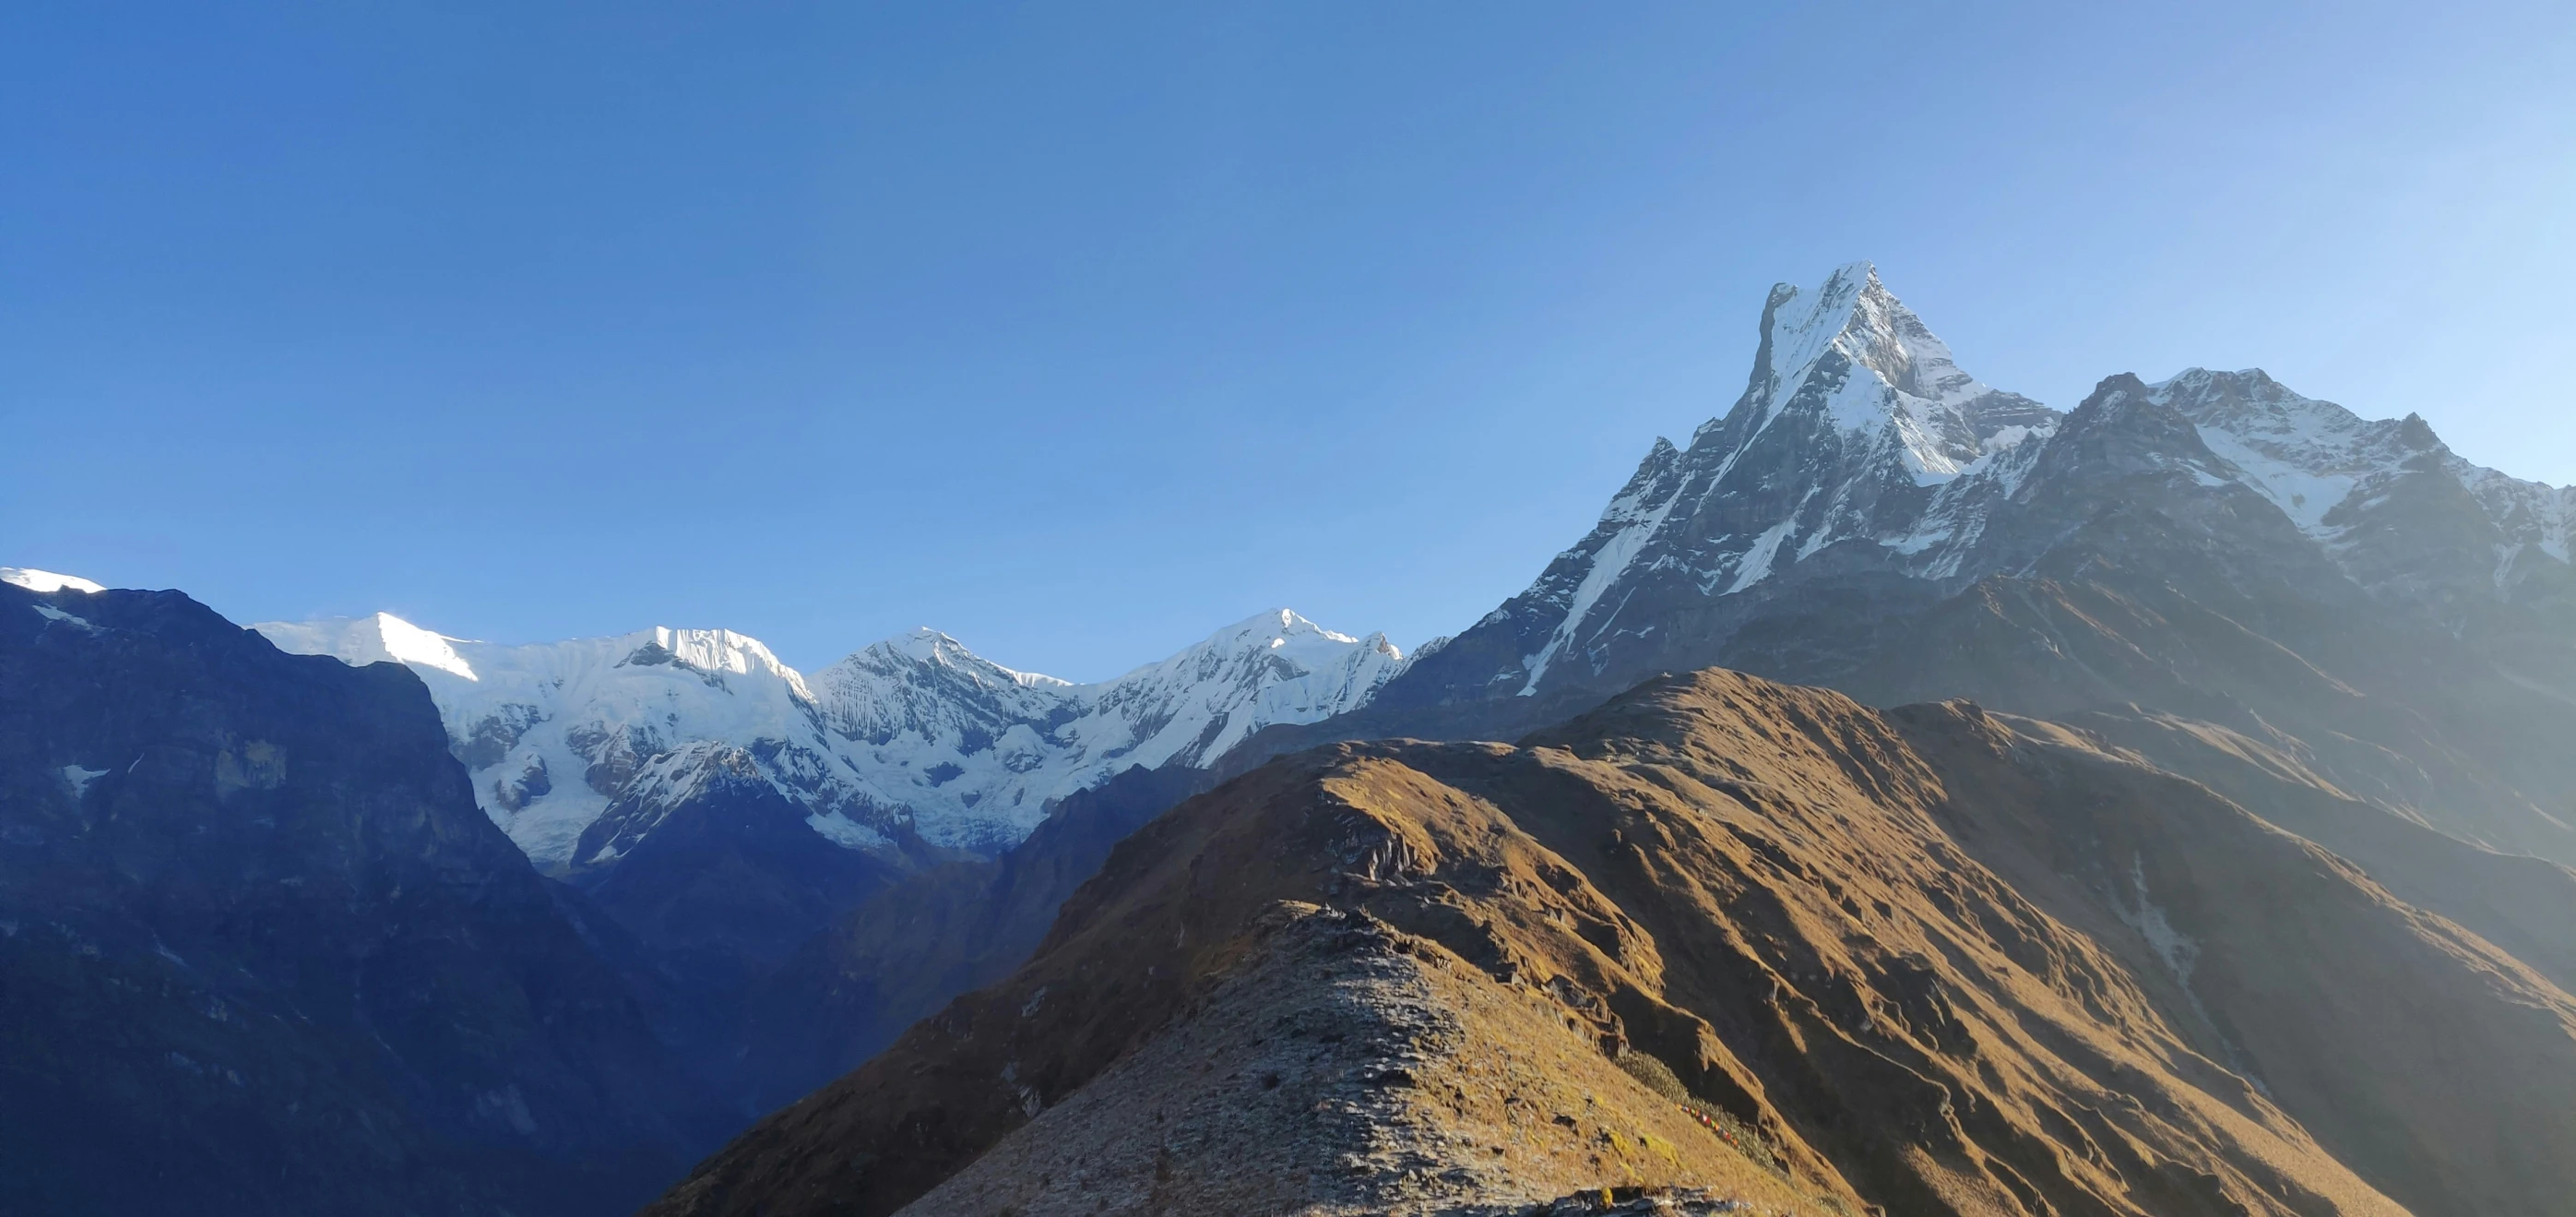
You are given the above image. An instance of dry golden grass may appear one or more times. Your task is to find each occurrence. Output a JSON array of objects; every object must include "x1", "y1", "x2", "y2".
[{"x1": 653, "y1": 668, "x2": 2576, "y2": 1217}]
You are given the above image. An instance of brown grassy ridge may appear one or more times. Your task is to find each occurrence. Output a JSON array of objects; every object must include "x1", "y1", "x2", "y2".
[{"x1": 647, "y1": 667, "x2": 2576, "y2": 1216}]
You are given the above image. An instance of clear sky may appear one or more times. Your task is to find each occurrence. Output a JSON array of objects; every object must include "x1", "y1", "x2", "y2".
[{"x1": 6, "y1": 3, "x2": 2572, "y2": 679}]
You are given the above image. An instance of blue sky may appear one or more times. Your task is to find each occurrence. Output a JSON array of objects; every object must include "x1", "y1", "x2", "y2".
[{"x1": 6, "y1": 2, "x2": 2572, "y2": 678}]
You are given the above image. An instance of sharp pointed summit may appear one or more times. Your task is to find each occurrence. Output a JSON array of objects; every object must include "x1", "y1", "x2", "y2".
[
  {"x1": 1715, "y1": 262, "x2": 2056, "y2": 480},
  {"x1": 1377, "y1": 264, "x2": 2059, "y2": 705}
]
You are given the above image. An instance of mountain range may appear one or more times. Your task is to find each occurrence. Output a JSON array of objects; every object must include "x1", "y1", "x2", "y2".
[
  {"x1": 1299, "y1": 264, "x2": 2576, "y2": 869},
  {"x1": 245, "y1": 603, "x2": 1406, "y2": 1105},
  {"x1": 254, "y1": 607, "x2": 1404, "y2": 866},
  {"x1": 8, "y1": 262, "x2": 2575, "y2": 1215}
]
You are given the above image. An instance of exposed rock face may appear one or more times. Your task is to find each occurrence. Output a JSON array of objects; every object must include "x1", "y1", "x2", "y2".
[
  {"x1": 648, "y1": 668, "x2": 2576, "y2": 1216},
  {"x1": 0, "y1": 580, "x2": 715, "y2": 1216},
  {"x1": 1312, "y1": 267, "x2": 2576, "y2": 867}
]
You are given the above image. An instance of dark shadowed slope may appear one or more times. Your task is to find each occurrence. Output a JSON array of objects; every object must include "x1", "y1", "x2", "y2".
[
  {"x1": 0, "y1": 580, "x2": 716, "y2": 1216},
  {"x1": 722, "y1": 763, "x2": 1212, "y2": 1116}
]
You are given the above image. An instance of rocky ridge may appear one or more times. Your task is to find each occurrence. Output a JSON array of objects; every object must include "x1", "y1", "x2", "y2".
[
  {"x1": 652, "y1": 666, "x2": 2576, "y2": 1216},
  {"x1": 897, "y1": 904, "x2": 1822, "y2": 1217}
]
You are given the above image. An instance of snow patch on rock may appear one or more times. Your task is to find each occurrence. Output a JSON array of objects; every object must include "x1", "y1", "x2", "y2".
[{"x1": 59, "y1": 764, "x2": 108, "y2": 799}]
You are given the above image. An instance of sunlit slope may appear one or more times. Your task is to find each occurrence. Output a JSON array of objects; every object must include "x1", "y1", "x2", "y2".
[{"x1": 652, "y1": 666, "x2": 2576, "y2": 1215}]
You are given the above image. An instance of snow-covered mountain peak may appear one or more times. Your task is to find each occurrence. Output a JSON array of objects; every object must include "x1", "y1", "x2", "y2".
[
  {"x1": 1719, "y1": 264, "x2": 2057, "y2": 484},
  {"x1": 1117, "y1": 608, "x2": 1403, "y2": 686},
  {"x1": 1076, "y1": 608, "x2": 1407, "y2": 773},
  {"x1": 1748, "y1": 261, "x2": 1882, "y2": 412},
  {"x1": 631, "y1": 626, "x2": 809, "y2": 690},
  {"x1": 881, "y1": 626, "x2": 967, "y2": 662},
  {"x1": 866, "y1": 626, "x2": 1074, "y2": 690},
  {"x1": 1, "y1": 567, "x2": 107, "y2": 595},
  {"x1": 1742, "y1": 263, "x2": 1936, "y2": 417},
  {"x1": 2150, "y1": 366, "x2": 2450, "y2": 459},
  {"x1": 1188, "y1": 608, "x2": 1384, "y2": 657},
  {"x1": 254, "y1": 616, "x2": 843, "y2": 867},
  {"x1": 1387, "y1": 272, "x2": 2576, "y2": 720},
  {"x1": 1430, "y1": 266, "x2": 2071, "y2": 698},
  {"x1": 804, "y1": 610, "x2": 1407, "y2": 845}
]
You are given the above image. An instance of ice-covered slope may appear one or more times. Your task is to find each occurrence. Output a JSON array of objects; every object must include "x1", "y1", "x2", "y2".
[
  {"x1": 254, "y1": 616, "x2": 854, "y2": 869},
  {"x1": 2151, "y1": 367, "x2": 2576, "y2": 591},
  {"x1": 257, "y1": 609, "x2": 1403, "y2": 868},
  {"x1": 252, "y1": 609, "x2": 481, "y2": 678},
  {"x1": 805, "y1": 610, "x2": 1406, "y2": 849},
  {"x1": 808, "y1": 611, "x2": 1405, "y2": 846}
]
